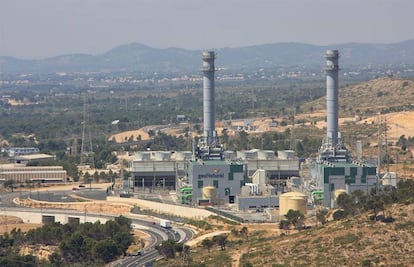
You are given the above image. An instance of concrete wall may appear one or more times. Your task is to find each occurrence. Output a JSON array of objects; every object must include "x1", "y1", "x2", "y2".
[
  {"x1": 5, "y1": 210, "x2": 108, "y2": 224},
  {"x1": 107, "y1": 196, "x2": 214, "y2": 219},
  {"x1": 236, "y1": 195, "x2": 279, "y2": 211}
]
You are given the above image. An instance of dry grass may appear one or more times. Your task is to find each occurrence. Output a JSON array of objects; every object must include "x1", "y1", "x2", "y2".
[
  {"x1": 160, "y1": 203, "x2": 414, "y2": 266},
  {"x1": 108, "y1": 129, "x2": 150, "y2": 143},
  {"x1": 0, "y1": 215, "x2": 41, "y2": 233}
]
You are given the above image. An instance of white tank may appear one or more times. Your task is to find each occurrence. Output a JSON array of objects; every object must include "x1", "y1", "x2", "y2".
[
  {"x1": 202, "y1": 186, "x2": 217, "y2": 204},
  {"x1": 334, "y1": 189, "x2": 347, "y2": 200},
  {"x1": 279, "y1": 191, "x2": 307, "y2": 216}
]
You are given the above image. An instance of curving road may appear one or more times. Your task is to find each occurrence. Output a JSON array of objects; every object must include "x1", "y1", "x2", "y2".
[{"x1": 0, "y1": 188, "x2": 196, "y2": 267}]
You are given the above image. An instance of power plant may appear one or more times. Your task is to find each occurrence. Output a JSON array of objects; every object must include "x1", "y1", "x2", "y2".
[
  {"x1": 186, "y1": 51, "x2": 244, "y2": 205},
  {"x1": 311, "y1": 50, "x2": 377, "y2": 208},
  {"x1": 129, "y1": 48, "x2": 384, "y2": 216},
  {"x1": 130, "y1": 51, "x2": 299, "y2": 208}
]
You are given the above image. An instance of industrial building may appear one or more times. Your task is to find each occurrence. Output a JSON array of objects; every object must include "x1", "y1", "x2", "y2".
[
  {"x1": 2, "y1": 147, "x2": 40, "y2": 157},
  {"x1": 130, "y1": 149, "x2": 299, "y2": 190},
  {"x1": 129, "y1": 51, "x2": 299, "y2": 207},
  {"x1": 311, "y1": 160, "x2": 377, "y2": 207},
  {"x1": 187, "y1": 159, "x2": 245, "y2": 205},
  {"x1": 236, "y1": 169, "x2": 280, "y2": 211},
  {"x1": 11, "y1": 153, "x2": 56, "y2": 164},
  {"x1": 311, "y1": 50, "x2": 378, "y2": 208},
  {"x1": 233, "y1": 149, "x2": 299, "y2": 183},
  {"x1": 130, "y1": 151, "x2": 191, "y2": 190},
  {"x1": 0, "y1": 164, "x2": 67, "y2": 183}
]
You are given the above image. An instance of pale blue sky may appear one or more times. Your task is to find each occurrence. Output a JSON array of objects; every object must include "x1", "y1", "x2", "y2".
[{"x1": 0, "y1": 0, "x2": 413, "y2": 59}]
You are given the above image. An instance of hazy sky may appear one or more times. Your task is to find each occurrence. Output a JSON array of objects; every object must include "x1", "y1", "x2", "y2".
[{"x1": 1, "y1": 0, "x2": 413, "y2": 59}]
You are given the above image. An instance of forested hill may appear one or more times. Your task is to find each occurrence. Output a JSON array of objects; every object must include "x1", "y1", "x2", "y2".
[{"x1": 1, "y1": 40, "x2": 414, "y2": 74}]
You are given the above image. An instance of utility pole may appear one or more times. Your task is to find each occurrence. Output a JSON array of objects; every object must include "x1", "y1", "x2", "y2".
[
  {"x1": 377, "y1": 113, "x2": 382, "y2": 179},
  {"x1": 384, "y1": 117, "x2": 389, "y2": 173},
  {"x1": 80, "y1": 94, "x2": 94, "y2": 167}
]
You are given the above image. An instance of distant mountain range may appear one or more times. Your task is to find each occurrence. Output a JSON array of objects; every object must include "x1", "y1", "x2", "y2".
[{"x1": 1, "y1": 40, "x2": 414, "y2": 74}]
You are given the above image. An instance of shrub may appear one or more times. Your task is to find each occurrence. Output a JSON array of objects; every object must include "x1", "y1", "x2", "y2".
[{"x1": 333, "y1": 233, "x2": 359, "y2": 246}]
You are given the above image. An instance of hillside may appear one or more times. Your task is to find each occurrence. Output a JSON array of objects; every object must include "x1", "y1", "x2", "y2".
[
  {"x1": 155, "y1": 203, "x2": 414, "y2": 267},
  {"x1": 236, "y1": 204, "x2": 414, "y2": 266},
  {"x1": 300, "y1": 77, "x2": 414, "y2": 154},
  {"x1": 1, "y1": 40, "x2": 414, "y2": 73},
  {"x1": 304, "y1": 77, "x2": 414, "y2": 116}
]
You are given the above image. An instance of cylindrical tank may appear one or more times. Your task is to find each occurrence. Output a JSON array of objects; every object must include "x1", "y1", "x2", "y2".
[
  {"x1": 325, "y1": 50, "x2": 339, "y2": 146},
  {"x1": 202, "y1": 51, "x2": 216, "y2": 146},
  {"x1": 202, "y1": 186, "x2": 217, "y2": 204},
  {"x1": 279, "y1": 191, "x2": 307, "y2": 216}
]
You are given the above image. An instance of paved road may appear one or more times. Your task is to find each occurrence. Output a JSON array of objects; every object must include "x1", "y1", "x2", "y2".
[{"x1": 1, "y1": 188, "x2": 195, "y2": 267}]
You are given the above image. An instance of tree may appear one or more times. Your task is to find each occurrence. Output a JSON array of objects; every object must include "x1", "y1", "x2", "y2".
[
  {"x1": 365, "y1": 195, "x2": 385, "y2": 221},
  {"x1": 3, "y1": 180, "x2": 15, "y2": 192},
  {"x1": 156, "y1": 240, "x2": 179, "y2": 258},
  {"x1": 148, "y1": 130, "x2": 155, "y2": 137},
  {"x1": 316, "y1": 209, "x2": 328, "y2": 225},
  {"x1": 93, "y1": 239, "x2": 120, "y2": 263},
  {"x1": 83, "y1": 172, "x2": 91, "y2": 183},
  {"x1": 182, "y1": 244, "x2": 191, "y2": 265},
  {"x1": 284, "y1": 209, "x2": 305, "y2": 229},
  {"x1": 93, "y1": 171, "x2": 99, "y2": 182},
  {"x1": 332, "y1": 209, "x2": 347, "y2": 221},
  {"x1": 201, "y1": 238, "x2": 214, "y2": 252},
  {"x1": 240, "y1": 226, "x2": 249, "y2": 240},
  {"x1": 336, "y1": 193, "x2": 356, "y2": 216},
  {"x1": 279, "y1": 220, "x2": 290, "y2": 230},
  {"x1": 212, "y1": 235, "x2": 227, "y2": 251},
  {"x1": 114, "y1": 231, "x2": 133, "y2": 255},
  {"x1": 49, "y1": 252, "x2": 64, "y2": 267}
]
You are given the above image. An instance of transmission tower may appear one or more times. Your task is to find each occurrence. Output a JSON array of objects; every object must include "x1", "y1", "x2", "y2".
[
  {"x1": 80, "y1": 95, "x2": 94, "y2": 167},
  {"x1": 384, "y1": 117, "x2": 389, "y2": 173}
]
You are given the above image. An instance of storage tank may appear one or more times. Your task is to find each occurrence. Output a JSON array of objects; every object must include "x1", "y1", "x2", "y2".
[
  {"x1": 279, "y1": 191, "x2": 307, "y2": 216},
  {"x1": 202, "y1": 186, "x2": 217, "y2": 204}
]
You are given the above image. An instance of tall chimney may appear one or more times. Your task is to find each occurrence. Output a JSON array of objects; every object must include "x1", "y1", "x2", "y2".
[
  {"x1": 325, "y1": 50, "x2": 339, "y2": 147},
  {"x1": 202, "y1": 51, "x2": 216, "y2": 145}
]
